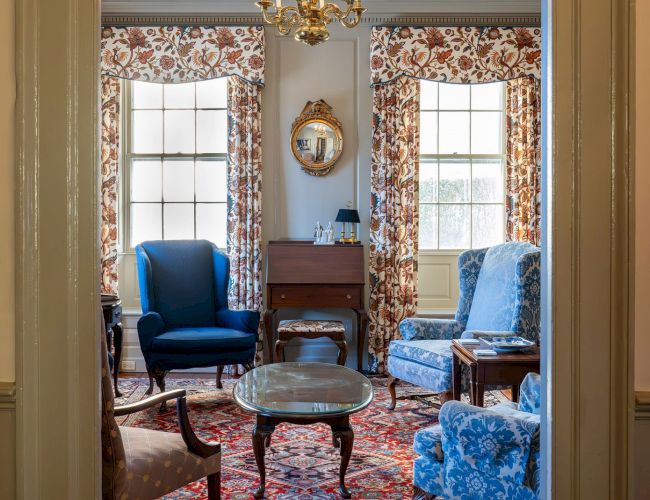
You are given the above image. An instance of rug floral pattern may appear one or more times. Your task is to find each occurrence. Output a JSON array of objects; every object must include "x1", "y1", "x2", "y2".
[{"x1": 115, "y1": 377, "x2": 506, "y2": 499}]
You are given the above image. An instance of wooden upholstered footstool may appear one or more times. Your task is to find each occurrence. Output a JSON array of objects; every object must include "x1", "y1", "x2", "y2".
[{"x1": 275, "y1": 320, "x2": 348, "y2": 365}]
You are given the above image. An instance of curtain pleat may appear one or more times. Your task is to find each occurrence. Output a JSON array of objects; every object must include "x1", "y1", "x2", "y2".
[
  {"x1": 100, "y1": 75, "x2": 121, "y2": 295},
  {"x1": 226, "y1": 76, "x2": 264, "y2": 365},
  {"x1": 368, "y1": 76, "x2": 421, "y2": 374},
  {"x1": 505, "y1": 76, "x2": 542, "y2": 246}
]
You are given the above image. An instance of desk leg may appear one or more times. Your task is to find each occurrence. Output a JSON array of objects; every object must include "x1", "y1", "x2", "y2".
[
  {"x1": 452, "y1": 353, "x2": 461, "y2": 400},
  {"x1": 355, "y1": 309, "x2": 367, "y2": 372},
  {"x1": 112, "y1": 323, "x2": 123, "y2": 397},
  {"x1": 264, "y1": 309, "x2": 276, "y2": 364}
]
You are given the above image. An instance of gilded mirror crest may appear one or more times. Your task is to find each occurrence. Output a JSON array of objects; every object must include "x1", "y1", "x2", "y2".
[{"x1": 291, "y1": 100, "x2": 343, "y2": 176}]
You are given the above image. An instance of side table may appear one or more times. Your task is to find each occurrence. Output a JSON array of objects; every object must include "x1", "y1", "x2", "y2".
[
  {"x1": 450, "y1": 339, "x2": 540, "y2": 407},
  {"x1": 101, "y1": 294, "x2": 123, "y2": 397}
]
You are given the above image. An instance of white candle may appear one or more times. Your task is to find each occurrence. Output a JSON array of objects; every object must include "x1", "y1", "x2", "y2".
[
  {"x1": 319, "y1": 0, "x2": 325, "y2": 7},
  {"x1": 276, "y1": 0, "x2": 282, "y2": 8}
]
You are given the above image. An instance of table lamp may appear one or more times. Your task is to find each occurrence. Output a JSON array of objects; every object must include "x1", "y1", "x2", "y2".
[{"x1": 335, "y1": 209, "x2": 360, "y2": 244}]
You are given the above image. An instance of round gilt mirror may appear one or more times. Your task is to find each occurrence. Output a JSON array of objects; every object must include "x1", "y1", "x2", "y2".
[{"x1": 291, "y1": 100, "x2": 343, "y2": 176}]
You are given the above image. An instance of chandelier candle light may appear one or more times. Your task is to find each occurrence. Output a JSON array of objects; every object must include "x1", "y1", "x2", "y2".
[{"x1": 256, "y1": 0, "x2": 366, "y2": 46}]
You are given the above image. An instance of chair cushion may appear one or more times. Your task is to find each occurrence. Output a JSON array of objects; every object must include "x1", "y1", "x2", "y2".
[
  {"x1": 278, "y1": 319, "x2": 345, "y2": 334},
  {"x1": 414, "y1": 424, "x2": 444, "y2": 462},
  {"x1": 151, "y1": 327, "x2": 257, "y2": 353},
  {"x1": 465, "y1": 242, "x2": 538, "y2": 333},
  {"x1": 388, "y1": 339, "x2": 453, "y2": 371},
  {"x1": 120, "y1": 426, "x2": 220, "y2": 500}
]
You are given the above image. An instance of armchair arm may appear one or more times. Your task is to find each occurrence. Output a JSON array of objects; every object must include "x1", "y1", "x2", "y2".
[
  {"x1": 114, "y1": 389, "x2": 186, "y2": 416},
  {"x1": 215, "y1": 308, "x2": 260, "y2": 333},
  {"x1": 399, "y1": 317, "x2": 463, "y2": 341},
  {"x1": 137, "y1": 311, "x2": 165, "y2": 352}
]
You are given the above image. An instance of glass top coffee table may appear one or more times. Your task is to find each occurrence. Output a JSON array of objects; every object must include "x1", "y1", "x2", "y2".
[{"x1": 234, "y1": 362, "x2": 373, "y2": 498}]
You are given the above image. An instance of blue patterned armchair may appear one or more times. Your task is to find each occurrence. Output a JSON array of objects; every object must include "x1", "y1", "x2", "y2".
[
  {"x1": 136, "y1": 240, "x2": 260, "y2": 395},
  {"x1": 387, "y1": 242, "x2": 540, "y2": 408},
  {"x1": 413, "y1": 373, "x2": 541, "y2": 499}
]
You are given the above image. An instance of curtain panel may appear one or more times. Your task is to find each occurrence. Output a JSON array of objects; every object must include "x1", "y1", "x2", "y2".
[
  {"x1": 368, "y1": 76, "x2": 421, "y2": 374},
  {"x1": 506, "y1": 76, "x2": 542, "y2": 246},
  {"x1": 99, "y1": 26, "x2": 265, "y2": 322},
  {"x1": 370, "y1": 26, "x2": 541, "y2": 85}
]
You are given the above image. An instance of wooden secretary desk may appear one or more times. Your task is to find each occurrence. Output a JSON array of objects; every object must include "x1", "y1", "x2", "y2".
[{"x1": 264, "y1": 240, "x2": 368, "y2": 372}]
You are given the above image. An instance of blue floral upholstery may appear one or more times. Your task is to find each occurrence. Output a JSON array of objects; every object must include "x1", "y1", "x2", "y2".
[
  {"x1": 388, "y1": 242, "x2": 540, "y2": 397},
  {"x1": 413, "y1": 373, "x2": 541, "y2": 499}
]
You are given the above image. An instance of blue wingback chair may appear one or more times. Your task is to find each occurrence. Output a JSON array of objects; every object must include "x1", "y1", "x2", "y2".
[
  {"x1": 413, "y1": 372, "x2": 541, "y2": 499},
  {"x1": 136, "y1": 240, "x2": 260, "y2": 394},
  {"x1": 387, "y1": 242, "x2": 540, "y2": 409}
]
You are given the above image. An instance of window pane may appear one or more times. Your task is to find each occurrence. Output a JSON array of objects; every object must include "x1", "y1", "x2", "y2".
[
  {"x1": 132, "y1": 81, "x2": 162, "y2": 109},
  {"x1": 419, "y1": 204, "x2": 438, "y2": 250},
  {"x1": 131, "y1": 160, "x2": 162, "y2": 202},
  {"x1": 472, "y1": 160, "x2": 504, "y2": 203},
  {"x1": 471, "y1": 111, "x2": 503, "y2": 154},
  {"x1": 472, "y1": 204, "x2": 504, "y2": 248},
  {"x1": 420, "y1": 111, "x2": 438, "y2": 154},
  {"x1": 132, "y1": 110, "x2": 163, "y2": 153},
  {"x1": 196, "y1": 78, "x2": 228, "y2": 108},
  {"x1": 439, "y1": 161, "x2": 470, "y2": 203},
  {"x1": 196, "y1": 160, "x2": 227, "y2": 202},
  {"x1": 163, "y1": 160, "x2": 194, "y2": 202},
  {"x1": 421, "y1": 81, "x2": 438, "y2": 110},
  {"x1": 439, "y1": 83, "x2": 470, "y2": 109},
  {"x1": 164, "y1": 82, "x2": 195, "y2": 109},
  {"x1": 471, "y1": 82, "x2": 503, "y2": 110},
  {"x1": 196, "y1": 203, "x2": 227, "y2": 249},
  {"x1": 196, "y1": 110, "x2": 227, "y2": 154},
  {"x1": 439, "y1": 112, "x2": 470, "y2": 154},
  {"x1": 131, "y1": 203, "x2": 162, "y2": 245},
  {"x1": 164, "y1": 110, "x2": 195, "y2": 154},
  {"x1": 164, "y1": 203, "x2": 195, "y2": 240},
  {"x1": 420, "y1": 161, "x2": 438, "y2": 203},
  {"x1": 439, "y1": 205, "x2": 471, "y2": 249}
]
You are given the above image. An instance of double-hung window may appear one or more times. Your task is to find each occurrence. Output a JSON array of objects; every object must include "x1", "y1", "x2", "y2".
[
  {"x1": 122, "y1": 78, "x2": 229, "y2": 250},
  {"x1": 419, "y1": 81, "x2": 506, "y2": 250}
]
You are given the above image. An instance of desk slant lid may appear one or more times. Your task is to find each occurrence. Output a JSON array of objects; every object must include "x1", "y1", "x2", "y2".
[{"x1": 266, "y1": 241, "x2": 364, "y2": 285}]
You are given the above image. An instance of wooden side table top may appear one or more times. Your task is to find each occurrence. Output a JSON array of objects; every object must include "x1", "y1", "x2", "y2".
[{"x1": 451, "y1": 338, "x2": 540, "y2": 364}]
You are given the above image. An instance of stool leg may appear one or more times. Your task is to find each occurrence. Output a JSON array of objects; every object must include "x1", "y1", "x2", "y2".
[
  {"x1": 274, "y1": 340, "x2": 287, "y2": 363},
  {"x1": 335, "y1": 341, "x2": 348, "y2": 366}
]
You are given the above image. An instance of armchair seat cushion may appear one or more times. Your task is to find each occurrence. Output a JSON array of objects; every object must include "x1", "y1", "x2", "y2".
[
  {"x1": 151, "y1": 327, "x2": 257, "y2": 353},
  {"x1": 414, "y1": 424, "x2": 444, "y2": 462},
  {"x1": 120, "y1": 426, "x2": 220, "y2": 500},
  {"x1": 388, "y1": 339, "x2": 453, "y2": 371}
]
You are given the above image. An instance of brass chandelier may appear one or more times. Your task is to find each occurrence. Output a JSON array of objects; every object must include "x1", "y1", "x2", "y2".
[{"x1": 255, "y1": 0, "x2": 366, "y2": 46}]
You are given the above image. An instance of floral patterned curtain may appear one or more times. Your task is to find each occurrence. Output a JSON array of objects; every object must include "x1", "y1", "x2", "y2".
[
  {"x1": 227, "y1": 76, "x2": 264, "y2": 365},
  {"x1": 506, "y1": 76, "x2": 542, "y2": 246},
  {"x1": 369, "y1": 76, "x2": 420, "y2": 373},
  {"x1": 100, "y1": 26, "x2": 265, "y2": 306}
]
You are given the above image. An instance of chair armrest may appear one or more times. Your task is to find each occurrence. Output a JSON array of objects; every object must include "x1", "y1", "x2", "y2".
[
  {"x1": 114, "y1": 389, "x2": 186, "y2": 416},
  {"x1": 177, "y1": 397, "x2": 221, "y2": 458},
  {"x1": 439, "y1": 400, "x2": 539, "y2": 485},
  {"x1": 137, "y1": 311, "x2": 165, "y2": 351},
  {"x1": 399, "y1": 317, "x2": 463, "y2": 341},
  {"x1": 215, "y1": 308, "x2": 260, "y2": 334}
]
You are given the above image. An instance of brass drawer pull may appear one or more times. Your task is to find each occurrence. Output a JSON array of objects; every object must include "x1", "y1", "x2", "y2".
[
  {"x1": 346, "y1": 294, "x2": 352, "y2": 299},
  {"x1": 281, "y1": 294, "x2": 286, "y2": 299}
]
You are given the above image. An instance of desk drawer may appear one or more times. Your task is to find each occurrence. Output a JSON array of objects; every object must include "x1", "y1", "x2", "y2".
[{"x1": 270, "y1": 286, "x2": 362, "y2": 308}]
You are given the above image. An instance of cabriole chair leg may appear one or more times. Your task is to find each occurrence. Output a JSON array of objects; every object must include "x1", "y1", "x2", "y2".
[{"x1": 387, "y1": 376, "x2": 399, "y2": 410}]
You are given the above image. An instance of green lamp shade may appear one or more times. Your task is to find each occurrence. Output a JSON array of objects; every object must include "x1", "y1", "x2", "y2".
[{"x1": 335, "y1": 209, "x2": 360, "y2": 223}]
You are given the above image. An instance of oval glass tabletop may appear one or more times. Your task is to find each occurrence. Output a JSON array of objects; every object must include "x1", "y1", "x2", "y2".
[{"x1": 233, "y1": 362, "x2": 374, "y2": 417}]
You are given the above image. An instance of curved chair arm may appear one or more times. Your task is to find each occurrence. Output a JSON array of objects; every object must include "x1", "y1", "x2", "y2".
[
  {"x1": 137, "y1": 311, "x2": 165, "y2": 352},
  {"x1": 114, "y1": 389, "x2": 186, "y2": 416},
  {"x1": 399, "y1": 317, "x2": 464, "y2": 341},
  {"x1": 215, "y1": 308, "x2": 260, "y2": 334}
]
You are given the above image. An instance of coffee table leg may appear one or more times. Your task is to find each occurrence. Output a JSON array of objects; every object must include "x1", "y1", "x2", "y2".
[
  {"x1": 252, "y1": 416, "x2": 275, "y2": 499},
  {"x1": 331, "y1": 416, "x2": 354, "y2": 499}
]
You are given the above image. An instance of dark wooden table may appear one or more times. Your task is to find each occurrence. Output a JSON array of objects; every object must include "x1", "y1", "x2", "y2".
[
  {"x1": 101, "y1": 294, "x2": 123, "y2": 397},
  {"x1": 264, "y1": 241, "x2": 367, "y2": 372},
  {"x1": 451, "y1": 338, "x2": 540, "y2": 407}
]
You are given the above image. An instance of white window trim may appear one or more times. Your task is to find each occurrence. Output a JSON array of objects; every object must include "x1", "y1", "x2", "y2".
[
  {"x1": 118, "y1": 80, "x2": 228, "y2": 254},
  {"x1": 418, "y1": 83, "x2": 508, "y2": 255}
]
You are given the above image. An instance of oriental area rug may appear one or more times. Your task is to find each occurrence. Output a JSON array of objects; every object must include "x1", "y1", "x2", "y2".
[{"x1": 115, "y1": 376, "x2": 506, "y2": 499}]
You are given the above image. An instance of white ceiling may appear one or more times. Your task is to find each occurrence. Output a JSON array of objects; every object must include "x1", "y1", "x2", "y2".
[{"x1": 102, "y1": 0, "x2": 541, "y2": 15}]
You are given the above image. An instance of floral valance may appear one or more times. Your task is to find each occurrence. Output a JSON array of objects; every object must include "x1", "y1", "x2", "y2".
[
  {"x1": 370, "y1": 26, "x2": 541, "y2": 85},
  {"x1": 101, "y1": 26, "x2": 265, "y2": 85}
]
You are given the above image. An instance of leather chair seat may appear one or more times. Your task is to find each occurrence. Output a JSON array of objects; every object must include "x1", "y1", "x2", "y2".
[{"x1": 151, "y1": 327, "x2": 257, "y2": 353}]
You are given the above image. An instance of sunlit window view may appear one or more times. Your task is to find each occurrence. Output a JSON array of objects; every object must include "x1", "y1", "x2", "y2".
[
  {"x1": 419, "y1": 81, "x2": 506, "y2": 250},
  {"x1": 126, "y1": 78, "x2": 229, "y2": 249}
]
